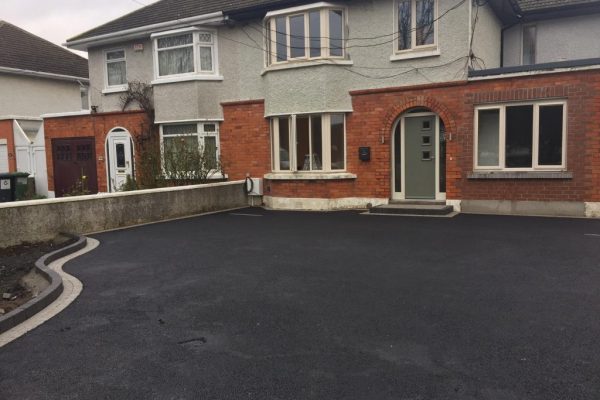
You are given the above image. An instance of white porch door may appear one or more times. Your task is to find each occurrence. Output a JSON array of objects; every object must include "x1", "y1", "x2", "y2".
[{"x1": 107, "y1": 134, "x2": 133, "y2": 192}]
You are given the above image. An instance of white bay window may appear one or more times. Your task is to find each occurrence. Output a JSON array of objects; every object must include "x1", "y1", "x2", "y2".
[
  {"x1": 271, "y1": 113, "x2": 346, "y2": 172},
  {"x1": 474, "y1": 101, "x2": 567, "y2": 171},
  {"x1": 266, "y1": 5, "x2": 346, "y2": 66}
]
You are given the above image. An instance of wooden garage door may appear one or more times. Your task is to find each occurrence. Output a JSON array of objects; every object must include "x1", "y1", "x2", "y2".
[{"x1": 52, "y1": 138, "x2": 98, "y2": 197}]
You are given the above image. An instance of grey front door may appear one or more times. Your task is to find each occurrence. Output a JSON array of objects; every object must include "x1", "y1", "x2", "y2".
[{"x1": 405, "y1": 116, "x2": 436, "y2": 199}]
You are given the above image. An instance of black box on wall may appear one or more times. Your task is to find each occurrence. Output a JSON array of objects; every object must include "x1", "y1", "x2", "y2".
[{"x1": 359, "y1": 147, "x2": 371, "y2": 162}]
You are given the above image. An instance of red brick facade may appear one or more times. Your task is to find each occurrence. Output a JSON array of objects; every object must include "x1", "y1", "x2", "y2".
[
  {"x1": 259, "y1": 70, "x2": 600, "y2": 203},
  {"x1": 44, "y1": 70, "x2": 600, "y2": 205},
  {"x1": 0, "y1": 120, "x2": 16, "y2": 172},
  {"x1": 44, "y1": 111, "x2": 148, "y2": 193},
  {"x1": 220, "y1": 100, "x2": 271, "y2": 180}
]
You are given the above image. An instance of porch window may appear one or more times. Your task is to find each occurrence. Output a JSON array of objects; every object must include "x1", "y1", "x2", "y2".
[
  {"x1": 267, "y1": 7, "x2": 346, "y2": 65},
  {"x1": 396, "y1": 0, "x2": 436, "y2": 52},
  {"x1": 105, "y1": 49, "x2": 127, "y2": 88},
  {"x1": 160, "y1": 122, "x2": 220, "y2": 174},
  {"x1": 271, "y1": 113, "x2": 346, "y2": 172},
  {"x1": 474, "y1": 101, "x2": 566, "y2": 171},
  {"x1": 154, "y1": 29, "x2": 216, "y2": 79}
]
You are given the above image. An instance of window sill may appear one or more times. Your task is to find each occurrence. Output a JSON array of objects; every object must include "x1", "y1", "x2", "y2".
[
  {"x1": 261, "y1": 59, "x2": 353, "y2": 75},
  {"x1": 151, "y1": 75, "x2": 224, "y2": 85},
  {"x1": 468, "y1": 171, "x2": 573, "y2": 180},
  {"x1": 265, "y1": 172, "x2": 357, "y2": 180},
  {"x1": 390, "y1": 48, "x2": 440, "y2": 62},
  {"x1": 163, "y1": 172, "x2": 227, "y2": 180},
  {"x1": 102, "y1": 86, "x2": 128, "y2": 94}
]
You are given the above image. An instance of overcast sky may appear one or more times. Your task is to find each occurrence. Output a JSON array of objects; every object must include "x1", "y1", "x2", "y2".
[{"x1": 2, "y1": 0, "x2": 160, "y2": 57}]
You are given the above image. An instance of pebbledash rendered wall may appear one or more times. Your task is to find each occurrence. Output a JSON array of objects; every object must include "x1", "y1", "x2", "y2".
[
  {"x1": 0, "y1": 181, "x2": 247, "y2": 247},
  {"x1": 219, "y1": 70, "x2": 600, "y2": 217},
  {"x1": 43, "y1": 110, "x2": 149, "y2": 196}
]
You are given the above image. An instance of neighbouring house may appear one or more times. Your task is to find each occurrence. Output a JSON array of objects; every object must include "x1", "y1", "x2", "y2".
[
  {"x1": 49, "y1": 0, "x2": 600, "y2": 217},
  {"x1": 0, "y1": 20, "x2": 89, "y2": 197}
]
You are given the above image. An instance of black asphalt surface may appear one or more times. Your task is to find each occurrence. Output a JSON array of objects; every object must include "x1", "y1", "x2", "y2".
[{"x1": 1, "y1": 209, "x2": 600, "y2": 399}]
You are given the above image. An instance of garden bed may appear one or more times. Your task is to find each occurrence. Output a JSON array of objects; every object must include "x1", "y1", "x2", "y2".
[{"x1": 0, "y1": 235, "x2": 76, "y2": 315}]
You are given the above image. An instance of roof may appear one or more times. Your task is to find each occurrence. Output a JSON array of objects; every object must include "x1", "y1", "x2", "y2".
[
  {"x1": 515, "y1": 0, "x2": 600, "y2": 13},
  {"x1": 68, "y1": 0, "x2": 303, "y2": 43},
  {"x1": 0, "y1": 21, "x2": 88, "y2": 79}
]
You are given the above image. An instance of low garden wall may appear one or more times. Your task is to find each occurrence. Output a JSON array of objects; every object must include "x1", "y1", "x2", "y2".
[{"x1": 0, "y1": 181, "x2": 247, "y2": 247}]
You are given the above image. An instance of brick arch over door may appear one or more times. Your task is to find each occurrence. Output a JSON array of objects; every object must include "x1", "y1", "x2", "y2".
[{"x1": 381, "y1": 96, "x2": 457, "y2": 140}]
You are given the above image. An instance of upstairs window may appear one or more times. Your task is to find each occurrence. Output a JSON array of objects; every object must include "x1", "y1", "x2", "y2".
[
  {"x1": 153, "y1": 29, "x2": 217, "y2": 80},
  {"x1": 396, "y1": 0, "x2": 436, "y2": 52},
  {"x1": 105, "y1": 49, "x2": 127, "y2": 88},
  {"x1": 266, "y1": 6, "x2": 346, "y2": 65},
  {"x1": 475, "y1": 101, "x2": 566, "y2": 171}
]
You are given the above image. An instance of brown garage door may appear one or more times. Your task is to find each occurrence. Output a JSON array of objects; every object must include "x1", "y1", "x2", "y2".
[{"x1": 52, "y1": 138, "x2": 98, "y2": 197}]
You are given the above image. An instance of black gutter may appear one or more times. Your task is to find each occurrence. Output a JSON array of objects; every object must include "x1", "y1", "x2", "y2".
[{"x1": 469, "y1": 57, "x2": 600, "y2": 78}]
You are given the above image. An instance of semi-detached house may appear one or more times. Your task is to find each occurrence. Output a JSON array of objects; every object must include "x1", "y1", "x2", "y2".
[
  {"x1": 45, "y1": 0, "x2": 600, "y2": 217},
  {"x1": 0, "y1": 21, "x2": 89, "y2": 197}
]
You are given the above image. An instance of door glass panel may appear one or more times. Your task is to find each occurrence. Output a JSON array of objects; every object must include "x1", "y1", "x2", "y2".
[
  {"x1": 394, "y1": 123, "x2": 402, "y2": 192},
  {"x1": 439, "y1": 121, "x2": 446, "y2": 193},
  {"x1": 538, "y1": 105, "x2": 563, "y2": 166},
  {"x1": 505, "y1": 105, "x2": 533, "y2": 168},
  {"x1": 116, "y1": 143, "x2": 126, "y2": 168}
]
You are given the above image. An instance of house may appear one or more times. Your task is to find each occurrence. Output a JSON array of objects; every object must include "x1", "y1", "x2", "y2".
[
  {"x1": 47, "y1": 0, "x2": 600, "y2": 217},
  {"x1": 0, "y1": 21, "x2": 89, "y2": 197}
]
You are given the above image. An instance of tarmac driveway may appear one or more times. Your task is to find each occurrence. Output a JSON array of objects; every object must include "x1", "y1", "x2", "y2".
[{"x1": 1, "y1": 209, "x2": 600, "y2": 399}]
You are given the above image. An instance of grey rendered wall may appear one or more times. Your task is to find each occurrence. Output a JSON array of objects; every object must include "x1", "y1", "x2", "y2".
[
  {"x1": 0, "y1": 74, "x2": 83, "y2": 117},
  {"x1": 471, "y1": 1, "x2": 501, "y2": 70},
  {"x1": 88, "y1": 38, "x2": 155, "y2": 113},
  {"x1": 503, "y1": 13, "x2": 600, "y2": 67},
  {"x1": 0, "y1": 181, "x2": 247, "y2": 247},
  {"x1": 87, "y1": 0, "x2": 472, "y2": 120}
]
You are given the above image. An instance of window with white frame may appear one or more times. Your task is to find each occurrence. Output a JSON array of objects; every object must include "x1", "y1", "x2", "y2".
[
  {"x1": 396, "y1": 0, "x2": 437, "y2": 52},
  {"x1": 266, "y1": 6, "x2": 345, "y2": 66},
  {"x1": 105, "y1": 49, "x2": 127, "y2": 88},
  {"x1": 475, "y1": 101, "x2": 566, "y2": 171},
  {"x1": 160, "y1": 122, "x2": 220, "y2": 173},
  {"x1": 271, "y1": 113, "x2": 346, "y2": 172},
  {"x1": 154, "y1": 29, "x2": 216, "y2": 78}
]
